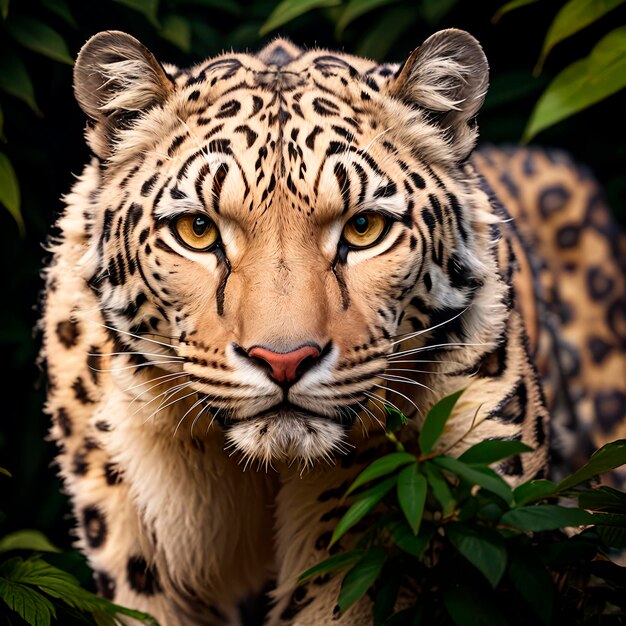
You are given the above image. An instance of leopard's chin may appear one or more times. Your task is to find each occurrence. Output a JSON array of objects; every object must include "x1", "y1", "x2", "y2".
[{"x1": 222, "y1": 408, "x2": 353, "y2": 470}]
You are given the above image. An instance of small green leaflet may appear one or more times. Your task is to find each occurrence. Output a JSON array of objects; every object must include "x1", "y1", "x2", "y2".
[
  {"x1": 7, "y1": 17, "x2": 73, "y2": 65},
  {"x1": 390, "y1": 521, "x2": 434, "y2": 558},
  {"x1": 578, "y1": 486, "x2": 626, "y2": 513},
  {"x1": 346, "y1": 452, "x2": 415, "y2": 495},
  {"x1": 0, "y1": 531, "x2": 60, "y2": 554},
  {"x1": 513, "y1": 479, "x2": 557, "y2": 506},
  {"x1": 337, "y1": 548, "x2": 386, "y2": 614},
  {"x1": 330, "y1": 476, "x2": 396, "y2": 547},
  {"x1": 459, "y1": 439, "x2": 533, "y2": 465},
  {"x1": 396, "y1": 464, "x2": 427, "y2": 535},
  {"x1": 424, "y1": 462, "x2": 456, "y2": 516},
  {"x1": 259, "y1": 0, "x2": 340, "y2": 36},
  {"x1": 492, "y1": 0, "x2": 540, "y2": 24},
  {"x1": 113, "y1": 0, "x2": 160, "y2": 27},
  {"x1": 299, "y1": 551, "x2": 364, "y2": 582},
  {"x1": 384, "y1": 405, "x2": 408, "y2": 432},
  {"x1": 446, "y1": 524, "x2": 507, "y2": 588},
  {"x1": 419, "y1": 389, "x2": 464, "y2": 455},
  {"x1": 500, "y1": 504, "x2": 595, "y2": 531},
  {"x1": 159, "y1": 15, "x2": 192, "y2": 52},
  {"x1": 0, "y1": 50, "x2": 41, "y2": 115},
  {"x1": 0, "y1": 152, "x2": 23, "y2": 234}
]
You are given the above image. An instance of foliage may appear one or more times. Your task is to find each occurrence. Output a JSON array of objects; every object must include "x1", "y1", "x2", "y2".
[
  {"x1": 300, "y1": 393, "x2": 626, "y2": 625},
  {"x1": 0, "y1": 470, "x2": 158, "y2": 626}
]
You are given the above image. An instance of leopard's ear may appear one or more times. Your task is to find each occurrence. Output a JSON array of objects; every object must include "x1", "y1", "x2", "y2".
[
  {"x1": 389, "y1": 29, "x2": 489, "y2": 161},
  {"x1": 74, "y1": 31, "x2": 174, "y2": 158}
]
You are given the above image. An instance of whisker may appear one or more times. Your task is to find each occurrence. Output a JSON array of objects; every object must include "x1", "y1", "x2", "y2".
[
  {"x1": 380, "y1": 374, "x2": 433, "y2": 393},
  {"x1": 90, "y1": 360, "x2": 183, "y2": 373},
  {"x1": 389, "y1": 342, "x2": 487, "y2": 359},
  {"x1": 89, "y1": 350, "x2": 183, "y2": 361},
  {"x1": 93, "y1": 321, "x2": 178, "y2": 350},
  {"x1": 390, "y1": 306, "x2": 470, "y2": 346}
]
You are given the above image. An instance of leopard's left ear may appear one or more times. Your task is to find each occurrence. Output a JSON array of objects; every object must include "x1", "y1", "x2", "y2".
[{"x1": 389, "y1": 29, "x2": 489, "y2": 161}]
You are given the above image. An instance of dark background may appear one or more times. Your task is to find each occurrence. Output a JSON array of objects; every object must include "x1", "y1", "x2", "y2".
[{"x1": 1, "y1": 0, "x2": 624, "y2": 554}]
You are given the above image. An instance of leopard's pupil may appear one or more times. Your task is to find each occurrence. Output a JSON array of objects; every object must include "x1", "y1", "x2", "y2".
[
  {"x1": 354, "y1": 216, "x2": 369, "y2": 234},
  {"x1": 192, "y1": 216, "x2": 208, "y2": 236}
]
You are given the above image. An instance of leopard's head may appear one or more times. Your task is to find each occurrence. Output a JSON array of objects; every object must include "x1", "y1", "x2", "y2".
[{"x1": 75, "y1": 29, "x2": 504, "y2": 466}]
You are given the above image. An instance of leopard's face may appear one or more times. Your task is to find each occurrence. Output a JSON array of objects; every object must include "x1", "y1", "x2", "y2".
[{"x1": 77, "y1": 30, "x2": 491, "y2": 465}]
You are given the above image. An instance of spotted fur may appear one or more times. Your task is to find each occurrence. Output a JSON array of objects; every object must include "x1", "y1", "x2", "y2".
[{"x1": 40, "y1": 30, "x2": 625, "y2": 625}]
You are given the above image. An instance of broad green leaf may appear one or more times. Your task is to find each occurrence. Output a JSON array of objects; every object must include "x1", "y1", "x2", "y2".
[
  {"x1": 373, "y1": 574, "x2": 400, "y2": 626},
  {"x1": 113, "y1": 0, "x2": 160, "y2": 27},
  {"x1": 0, "y1": 50, "x2": 41, "y2": 114},
  {"x1": 0, "y1": 0, "x2": 7, "y2": 20},
  {"x1": 597, "y1": 525, "x2": 626, "y2": 549},
  {"x1": 421, "y1": 0, "x2": 459, "y2": 25},
  {"x1": 556, "y1": 439, "x2": 626, "y2": 492},
  {"x1": 444, "y1": 586, "x2": 508, "y2": 626},
  {"x1": 492, "y1": 0, "x2": 541, "y2": 24},
  {"x1": 459, "y1": 439, "x2": 533, "y2": 465},
  {"x1": 0, "y1": 152, "x2": 23, "y2": 234},
  {"x1": 356, "y1": 5, "x2": 419, "y2": 60},
  {"x1": 507, "y1": 549, "x2": 553, "y2": 624},
  {"x1": 347, "y1": 452, "x2": 416, "y2": 495},
  {"x1": 424, "y1": 462, "x2": 456, "y2": 516},
  {"x1": 0, "y1": 531, "x2": 60, "y2": 554},
  {"x1": 500, "y1": 504, "x2": 595, "y2": 531},
  {"x1": 513, "y1": 479, "x2": 557, "y2": 506},
  {"x1": 419, "y1": 389, "x2": 464, "y2": 454},
  {"x1": 299, "y1": 551, "x2": 364, "y2": 581},
  {"x1": 433, "y1": 455, "x2": 514, "y2": 504},
  {"x1": 536, "y1": 0, "x2": 626, "y2": 73},
  {"x1": 524, "y1": 29, "x2": 626, "y2": 141},
  {"x1": 578, "y1": 486, "x2": 626, "y2": 513},
  {"x1": 384, "y1": 405, "x2": 408, "y2": 432},
  {"x1": 41, "y1": 0, "x2": 78, "y2": 28},
  {"x1": 330, "y1": 476, "x2": 396, "y2": 546},
  {"x1": 397, "y1": 464, "x2": 427, "y2": 534},
  {"x1": 0, "y1": 570, "x2": 56, "y2": 626},
  {"x1": 334, "y1": 0, "x2": 400, "y2": 37},
  {"x1": 446, "y1": 524, "x2": 507, "y2": 588},
  {"x1": 337, "y1": 548, "x2": 386, "y2": 614},
  {"x1": 159, "y1": 15, "x2": 192, "y2": 52},
  {"x1": 390, "y1": 520, "x2": 434, "y2": 558},
  {"x1": 7, "y1": 17, "x2": 73, "y2": 65},
  {"x1": 259, "y1": 0, "x2": 340, "y2": 36}
]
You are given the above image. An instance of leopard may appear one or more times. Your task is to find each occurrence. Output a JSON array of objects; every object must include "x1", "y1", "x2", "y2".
[{"x1": 40, "y1": 28, "x2": 626, "y2": 625}]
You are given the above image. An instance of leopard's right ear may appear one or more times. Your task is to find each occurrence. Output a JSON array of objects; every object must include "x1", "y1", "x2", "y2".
[{"x1": 74, "y1": 31, "x2": 174, "y2": 159}]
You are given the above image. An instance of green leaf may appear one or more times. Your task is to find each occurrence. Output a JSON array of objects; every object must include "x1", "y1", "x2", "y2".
[
  {"x1": 0, "y1": 564, "x2": 56, "y2": 626},
  {"x1": 334, "y1": 0, "x2": 400, "y2": 38},
  {"x1": 159, "y1": 15, "x2": 192, "y2": 52},
  {"x1": 113, "y1": 0, "x2": 160, "y2": 27},
  {"x1": 578, "y1": 486, "x2": 626, "y2": 513},
  {"x1": 513, "y1": 479, "x2": 557, "y2": 506},
  {"x1": 419, "y1": 389, "x2": 464, "y2": 455},
  {"x1": 536, "y1": 0, "x2": 626, "y2": 73},
  {"x1": 597, "y1": 524, "x2": 626, "y2": 549},
  {"x1": 355, "y1": 5, "x2": 419, "y2": 60},
  {"x1": 0, "y1": 531, "x2": 60, "y2": 554},
  {"x1": 259, "y1": 0, "x2": 340, "y2": 36},
  {"x1": 0, "y1": 0, "x2": 8, "y2": 20},
  {"x1": 556, "y1": 439, "x2": 626, "y2": 492},
  {"x1": 433, "y1": 456, "x2": 514, "y2": 504},
  {"x1": 500, "y1": 504, "x2": 595, "y2": 531},
  {"x1": 0, "y1": 152, "x2": 23, "y2": 234},
  {"x1": 330, "y1": 476, "x2": 396, "y2": 547},
  {"x1": 389, "y1": 520, "x2": 434, "y2": 558},
  {"x1": 299, "y1": 551, "x2": 364, "y2": 581},
  {"x1": 0, "y1": 466, "x2": 11, "y2": 477},
  {"x1": 347, "y1": 453, "x2": 416, "y2": 495},
  {"x1": 373, "y1": 574, "x2": 400, "y2": 626},
  {"x1": 384, "y1": 405, "x2": 408, "y2": 432},
  {"x1": 524, "y1": 28, "x2": 626, "y2": 141},
  {"x1": 424, "y1": 462, "x2": 456, "y2": 516},
  {"x1": 337, "y1": 548, "x2": 386, "y2": 614},
  {"x1": 492, "y1": 0, "x2": 541, "y2": 24},
  {"x1": 7, "y1": 17, "x2": 73, "y2": 65},
  {"x1": 507, "y1": 549, "x2": 553, "y2": 624},
  {"x1": 446, "y1": 524, "x2": 507, "y2": 588},
  {"x1": 0, "y1": 102, "x2": 3, "y2": 142},
  {"x1": 459, "y1": 439, "x2": 533, "y2": 465},
  {"x1": 420, "y1": 0, "x2": 459, "y2": 25},
  {"x1": 397, "y1": 464, "x2": 427, "y2": 535},
  {"x1": 0, "y1": 49, "x2": 41, "y2": 114},
  {"x1": 444, "y1": 586, "x2": 508, "y2": 626},
  {"x1": 41, "y1": 0, "x2": 78, "y2": 28},
  {"x1": 176, "y1": 0, "x2": 240, "y2": 14}
]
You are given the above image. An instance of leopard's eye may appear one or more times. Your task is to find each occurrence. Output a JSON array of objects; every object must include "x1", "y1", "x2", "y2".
[
  {"x1": 342, "y1": 212, "x2": 388, "y2": 249},
  {"x1": 173, "y1": 214, "x2": 219, "y2": 251}
]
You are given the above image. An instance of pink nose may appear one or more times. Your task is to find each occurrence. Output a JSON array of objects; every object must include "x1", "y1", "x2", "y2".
[{"x1": 248, "y1": 345, "x2": 321, "y2": 384}]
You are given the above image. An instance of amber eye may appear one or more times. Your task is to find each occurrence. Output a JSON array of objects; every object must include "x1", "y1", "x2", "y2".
[
  {"x1": 342, "y1": 212, "x2": 388, "y2": 249},
  {"x1": 173, "y1": 214, "x2": 219, "y2": 250}
]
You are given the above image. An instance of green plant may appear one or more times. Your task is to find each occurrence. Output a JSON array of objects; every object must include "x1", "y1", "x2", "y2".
[
  {"x1": 300, "y1": 392, "x2": 626, "y2": 625},
  {"x1": 0, "y1": 468, "x2": 158, "y2": 625}
]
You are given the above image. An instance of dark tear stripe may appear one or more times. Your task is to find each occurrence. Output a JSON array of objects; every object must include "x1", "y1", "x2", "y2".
[
  {"x1": 151, "y1": 177, "x2": 171, "y2": 217},
  {"x1": 352, "y1": 162, "x2": 368, "y2": 205},
  {"x1": 378, "y1": 231, "x2": 407, "y2": 257},
  {"x1": 234, "y1": 124, "x2": 258, "y2": 148},
  {"x1": 214, "y1": 248, "x2": 231, "y2": 316},
  {"x1": 154, "y1": 238, "x2": 181, "y2": 256},
  {"x1": 333, "y1": 163, "x2": 351, "y2": 215},
  {"x1": 195, "y1": 163, "x2": 212, "y2": 205},
  {"x1": 305, "y1": 126, "x2": 323, "y2": 150},
  {"x1": 211, "y1": 163, "x2": 229, "y2": 213},
  {"x1": 332, "y1": 263, "x2": 350, "y2": 310}
]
